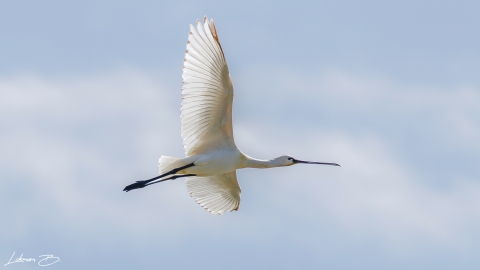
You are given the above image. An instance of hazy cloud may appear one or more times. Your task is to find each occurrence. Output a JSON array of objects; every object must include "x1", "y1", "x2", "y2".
[{"x1": 1, "y1": 69, "x2": 478, "y2": 268}]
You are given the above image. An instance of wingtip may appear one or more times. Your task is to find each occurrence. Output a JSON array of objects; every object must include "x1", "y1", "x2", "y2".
[
  {"x1": 209, "y1": 19, "x2": 217, "y2": 36},
  {"x1": 207, "y1": 19, "x2": 223, "y2": 54}
]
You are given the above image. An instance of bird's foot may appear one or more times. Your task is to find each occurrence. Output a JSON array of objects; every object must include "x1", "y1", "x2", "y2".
[{"x1": 123, "y1": 180, "x2": 148, "y2": 192}]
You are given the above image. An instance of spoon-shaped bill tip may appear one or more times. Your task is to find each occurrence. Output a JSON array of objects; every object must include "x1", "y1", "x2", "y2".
[{"x1": 293, "y1": 159, "x2": 341, "y2": 167}]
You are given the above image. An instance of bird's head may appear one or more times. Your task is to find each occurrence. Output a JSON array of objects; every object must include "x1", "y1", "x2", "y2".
[{"x1": 274, "y1": 155, "x2": 341, "y2": 167}]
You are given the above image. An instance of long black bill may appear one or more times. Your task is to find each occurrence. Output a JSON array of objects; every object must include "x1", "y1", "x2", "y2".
[{"x1": 292, "y1": 158, "x2": 340, "y2": 167}]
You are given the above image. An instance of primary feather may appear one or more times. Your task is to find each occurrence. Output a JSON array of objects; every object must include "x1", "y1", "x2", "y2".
[{"x1": 181, "y1": 17, "x2": 235, "y2": 157}]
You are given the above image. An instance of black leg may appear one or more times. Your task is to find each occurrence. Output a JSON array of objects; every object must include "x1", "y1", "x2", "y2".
[
  {"x1": 123, "y1": 174, "x2": 195, "y2": 192},
  {"x1": 144, "y1": 174, "x2": 196, "y2": 187},
  {"x1": 143, "y1": 163, "x2": 195, "y2": 183},
  {"x1": 123, "y1": 163, "x2": 195, "y2": 192}
]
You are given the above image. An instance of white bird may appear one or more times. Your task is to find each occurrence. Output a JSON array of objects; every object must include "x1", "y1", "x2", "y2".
[{"x1": 124, "y1": 16, "x2": 340, "y2": 215}]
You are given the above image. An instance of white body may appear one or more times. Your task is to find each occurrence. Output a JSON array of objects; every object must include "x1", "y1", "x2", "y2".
[
  {"x1": 178, "y1": 149, "x2": 285, "y2": 176},
  {"x1": 182, "y1": 149, "x2": 243, "y2": 176}
]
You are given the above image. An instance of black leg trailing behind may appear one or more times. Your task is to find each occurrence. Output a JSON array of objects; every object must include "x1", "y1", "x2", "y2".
[{"x1": 123, "y1": 163, "x2": 195, "y2": 192}]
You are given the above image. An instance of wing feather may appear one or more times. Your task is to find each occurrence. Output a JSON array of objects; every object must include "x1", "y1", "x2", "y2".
[
  {"x1": 188, "y1": 25, "x2": 218, "y2": 66},
  {"x1": 186, "y1": 171, "x2": 241, "y2": 215},
  {"x1": 197, "y1": 20, "x2": 225, "y2": 64},
  {"x1": 181, "y1": 17, "x2": 235, "y2": 156}
]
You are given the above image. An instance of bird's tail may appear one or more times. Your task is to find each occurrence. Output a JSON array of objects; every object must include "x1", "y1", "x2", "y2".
[{"x1": 158, "y1": 156, "x2": 185, "y2": 175}]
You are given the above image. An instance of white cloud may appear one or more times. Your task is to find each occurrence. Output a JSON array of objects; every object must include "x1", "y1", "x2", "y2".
[
  {"x1": 235, "y1": 124, "x2": 480, "y2": 250},
  {"x1": 1, "y1": 69, "x2": 479, "y2": 267}
]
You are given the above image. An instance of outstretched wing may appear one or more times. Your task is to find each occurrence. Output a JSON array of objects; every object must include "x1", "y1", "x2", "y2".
[
  {"x1": 186, "y1": 171, "x2": 241, "y2": 215},
  {"x1": 181, "y1": 16, "x2": 235, "y2": 157}
]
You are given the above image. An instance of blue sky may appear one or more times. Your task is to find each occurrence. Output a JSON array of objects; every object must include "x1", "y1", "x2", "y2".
[{"x1": 1, "y1": 1, "x2": 479, "y2": 269}]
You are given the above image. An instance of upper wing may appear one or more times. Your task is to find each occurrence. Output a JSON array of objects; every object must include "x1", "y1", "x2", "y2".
[
  {"x1": 186, "y1": 171, "x2": 241, "y2": 215},
  {"x1": 181, "y1": 16, "x2": 235, "y2": 157}
]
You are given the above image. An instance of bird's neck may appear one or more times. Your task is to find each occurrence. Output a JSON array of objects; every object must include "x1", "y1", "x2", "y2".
[{"x1": 242, "y1": 156, "x2": 280, "y2": 169}]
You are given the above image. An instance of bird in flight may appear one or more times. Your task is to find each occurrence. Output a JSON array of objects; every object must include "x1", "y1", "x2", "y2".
[{"x1": 123, "y1": 16, "x2": 340, "y2": 215}]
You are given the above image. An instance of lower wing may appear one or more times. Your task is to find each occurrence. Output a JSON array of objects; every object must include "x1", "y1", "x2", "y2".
[{"x1": 186, "y1": 171, "x2": 241, "y2": 215}]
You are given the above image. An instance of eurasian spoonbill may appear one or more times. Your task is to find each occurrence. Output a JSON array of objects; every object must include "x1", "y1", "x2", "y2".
[{"x1": 123, "y1": 16, "x2": 340, "y2": 215}]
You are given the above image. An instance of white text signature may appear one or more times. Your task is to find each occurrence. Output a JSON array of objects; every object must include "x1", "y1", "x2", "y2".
[{"x1": 4, "y1": 252, "x2": 60, "y2": 267}]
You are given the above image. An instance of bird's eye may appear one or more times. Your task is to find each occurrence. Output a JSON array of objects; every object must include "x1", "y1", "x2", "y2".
[{"x1": 287, "y1": 157, "x2": 293, "y2": 160}]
